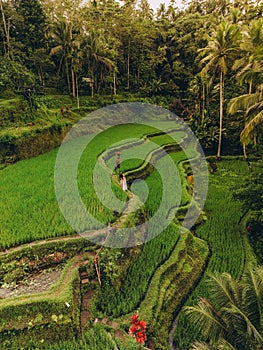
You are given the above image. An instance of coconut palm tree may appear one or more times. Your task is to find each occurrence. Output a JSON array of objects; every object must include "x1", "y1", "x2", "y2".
[
  {"x1": 184, "y1": 266, "x2": 263, "y2": 350},
  {"x1": 228, "y1": 81, "x2": 263, "y2": 147},
  {"x1": 229, "y1": 20, "x2": 263, "y2": 150},
  {"x1": 49, "y1": 20, "x2": 79, "y2": 96},
  {"x1": 198, "y1": 21, "x2": 241, "y2": 158},
  {"x1": 190, "y1": 73, "x2": 212, "y2": 122},
  {"x1": 233, "y1": 19, "x2": 263, "y2": 94},
  {"x1": 81, "y1": 28, "x2": 116, "y2": 96}
]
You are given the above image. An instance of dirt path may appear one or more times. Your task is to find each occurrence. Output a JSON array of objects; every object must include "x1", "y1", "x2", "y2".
[{"x1": 0, "y1": 234, "x2": 81, "y2": 256}]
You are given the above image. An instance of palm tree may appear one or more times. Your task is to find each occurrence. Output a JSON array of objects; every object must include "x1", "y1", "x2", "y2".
[
  {"x1": 191, "y1": 339, "x2": 237, "y2": 349},
  {"x1": 49, "y1": 20, "x2": 79, "y2": 96},
  {"x1": 82, "y1": 29, "x2": 116, "y2": 96},
  {"x1": 184, "y1": 266, "x2": 263, "y2": 350},
  {"x1": 190, "y1": 73, "x2": 212, "y2": 122},
  {"x1": 198, "y1": 21, "x2": 241, "y2": 158},
  {"x1": 229, "y1": 20, "x2": 263, "y2": 150},
  {"x1": 233, "y1": 19, "x2": 263, "y2": 94},
  {"x1": 228, "y1": 82, "x2": 263, "y2": 147}
]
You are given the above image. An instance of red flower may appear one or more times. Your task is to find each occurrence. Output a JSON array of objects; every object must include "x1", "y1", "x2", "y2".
[
  {"x1": 131, "y1": 313, "x2": 139, "y2": 323},
  {"x1": 129, "y1": 325, "x2": 139, "y2": 334},
  {"x1": 136, "y1": 333, "x2": 146, "y2": 343},
  {"x1": 139, "y1": 320, "x2": 146, "y2": 330},
  {"x1": 129, "y1": 313, "x2": 147, "y2": 345}
]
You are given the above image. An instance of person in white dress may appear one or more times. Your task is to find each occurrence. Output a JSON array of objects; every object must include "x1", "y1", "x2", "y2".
[{"x1": 122, "y1": 175, "x2": 128, "y2": 191}]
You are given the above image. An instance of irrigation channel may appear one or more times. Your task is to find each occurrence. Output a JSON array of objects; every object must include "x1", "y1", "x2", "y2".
[{"x1": 0, "y1": 126, "x2": 207, "y2": 349}]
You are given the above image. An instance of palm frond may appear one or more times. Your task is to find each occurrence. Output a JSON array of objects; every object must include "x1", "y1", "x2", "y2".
[
  {"x1": 225, "y1": 303, "x2": 263, "y2": 345},
  {"x1": 208, "y1": 272, "x2": 242, "y2": 309},
  {"x1": 191, "y1": 341, "x2": 216, "y2": 350},
  {"x1": 245, "y1": 100, "x2": 263, "y2": 117},
  {"x1": 232, "y1": 57, "x2": 247, "y2": 71},
  {"x1": 184, "y1": 299, "x2": 227, "y2": 341},
  {"x1": 242, "y1": 267, "x2": 263, "y2": 329},
  {"x1": 228, "y1": 93, "x2": 260, "y2": 115},
  {"x1": 238, "y1": 70, "x2": 263, "y2": 86},
  {"x1": 96, "y1": 55, "x2": 115, "y2": 70},
  {"x1": 217, "y1": 338, "x2": 238, "y2": 350},
  {"x1": 240, "y1": 110, "x2": 263, "y2": 144}
]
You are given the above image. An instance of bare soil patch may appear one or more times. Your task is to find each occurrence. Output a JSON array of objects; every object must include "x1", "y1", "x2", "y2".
[{"x1": 0, "y1": 269, "x2": 62, "y2": 299}]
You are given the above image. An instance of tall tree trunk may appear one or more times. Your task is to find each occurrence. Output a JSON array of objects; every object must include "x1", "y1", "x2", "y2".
[
  {"x1": 201, "y1": 79, "x2": 205, "y2": 121},
  {"x1": 71, "y1": 66, "x2": 76, "y2": 97},
  {"x1": 249, "y1": 81, "x2": 252, "y2": 94},
  {"x1": 113, "y1": 70, "x2": 117, "y2": 95},
  {"x1": 243, "y1": 143, "x2": 247, "y2": 160},
  {"x1": 242, "y1": 81, "x2": 253, "y2": 158},
  {"x1": 69, "y1": 22, "x2": 75, "y2": 97},
  {"x1": 38, "y1": 66, "x2": 43, "y2": 86},
  {"x1": 66, "y1": 61, "x2": 71, "y2": 95},
  {"x1": 91, "y1": 69, "x2": 94, "y2": 98},
  {"x1": 127, "y1": 40, "x2": 130, "y2": 90},
  {"x1": 0, "y1": 0, "x2": 10, "y2": 57},
  {"x1": 217, "y1": 70, "x2": 224, "y2": 158},
  {"x1": 76, "y1": 75, "x2": 79, "y2": 108}
]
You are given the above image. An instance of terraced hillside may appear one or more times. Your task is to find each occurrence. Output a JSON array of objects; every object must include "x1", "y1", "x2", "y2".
[{"x1": 0, "y1": 120, "x2": 259, "y2": 350}]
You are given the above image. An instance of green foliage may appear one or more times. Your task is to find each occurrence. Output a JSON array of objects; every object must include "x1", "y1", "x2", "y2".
[
  {"x1": 183, "y1": 266, "x2": 263, "y2": 350},
  {"x1": 233, "y1": 160, "x2": 263, "y2": 263},
  {"x1": 32, "y1": 323, "x2": 141, "y2": 350},
  {"x1": 174, "y1": 158, "x2": 252, "y2": 348},
  {"x1": 40, "y1": 324, "x2": 115, "y2": 349},
  {"x1": 96, "y1": 223, "x2": 180, "y2": 317},
  {"x1": 14, "y1": 0, "x2": 47, "y2": 57},
  {"x1": 0, "y1": 123, "x2": 177, "y2": 248},
  {"x1": 95, "y1": 131, "x2": 196, "y2": 317},
  {"x1": 0, "y1": 238, "x2": 92, "y2": 285},
  {"x1": 0, "y1": 258, "x2": 82, "y2": 348},
  {"x1": 0, "y1": 58, "x2": 35, "y2": 92},
  {"x1": 189, "y1": 115, "x2": 220, "y2": 149},
  {"x1": 100, "y1": 248, "x2": 124, "y2": 284},
  {"x1": 139, "y1": 234, "x2": 208, "y2": 349}
]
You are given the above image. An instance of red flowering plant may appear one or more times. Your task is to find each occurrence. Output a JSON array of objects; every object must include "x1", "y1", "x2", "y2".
[{"x1": 129, "y1": 313, "x2": 147, "y2": 346}]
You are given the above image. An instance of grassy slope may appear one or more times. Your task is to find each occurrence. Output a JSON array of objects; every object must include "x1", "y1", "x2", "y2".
[
  {"x1": 174, "y1": 158, "x2": 258, "y2": 349},
  {"x1": 0, "y1": 124, "x2": 158, "y2": 249},
  {"x1": 0, "y1": 122, "x2": 195, "y2": 349},
  {"x1": 1, "y1": 112, "x2": 260, "y2": 350}
]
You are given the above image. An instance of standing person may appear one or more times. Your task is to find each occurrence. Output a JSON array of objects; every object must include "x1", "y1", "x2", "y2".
[
  {"x1": 119, "y1": 171, "x2": 124, "y2": 189},
  {"x1": 114, "y1": 157, "x2": 120, "y2": 171},
  {"x1": 114, "y1": 151, "x2": 121, "y2": 171},
  {"x1": 122, "y1": 175, "x2": 128, "y2": 191}
]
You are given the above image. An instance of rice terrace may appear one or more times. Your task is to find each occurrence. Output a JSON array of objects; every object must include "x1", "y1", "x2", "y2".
[{"x1": 0, "y1": 0, "x2": 263, "y2": 349}]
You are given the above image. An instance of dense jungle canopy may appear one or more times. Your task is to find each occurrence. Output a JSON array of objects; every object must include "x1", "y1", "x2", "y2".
[{"x1": 0, "y1": 0, "x2": 263, "y2": 157}]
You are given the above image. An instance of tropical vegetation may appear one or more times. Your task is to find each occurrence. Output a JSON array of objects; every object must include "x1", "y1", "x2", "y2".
[
  {"x1": 0, "y1": 0, "x2": 263, "y2": 349},
  {"x1": 0, "y1": 0, "x2": 262, "y2": 157}
]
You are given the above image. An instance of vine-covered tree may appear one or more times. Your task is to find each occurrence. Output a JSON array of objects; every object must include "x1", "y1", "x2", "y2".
[{"x1": 14, "y1": 0, "x2": 47, "y2": 57}]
